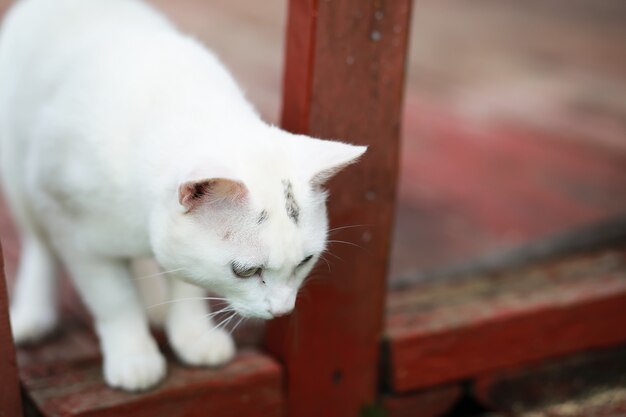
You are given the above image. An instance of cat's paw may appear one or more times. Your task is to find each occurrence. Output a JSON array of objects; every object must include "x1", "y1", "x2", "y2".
[
  {"x1": 170, "y1": 327, "x2": 235, "y2": 367},
  {"x1": 10, "y1": 306, "x2": 57, "y2": 345},
  {"x1": 103, "y1": 349, "x2": 166, "y2": 391}
]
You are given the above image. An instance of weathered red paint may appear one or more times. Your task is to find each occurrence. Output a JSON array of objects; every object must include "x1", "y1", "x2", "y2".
[
  {"x1": 382, "y1": 385, "x2": 462, "y2": 417},
  {"x1": 391, "y1": 96, "x2": 626, "y2": 281},
  {"x1": 0, "y1": 242, "x2": 23, "y2": 417},
  {"x1": 485, "y1": 387, "x2": 626, "y2": 417},
  {"x1": 385, "y1": 249, "x2": 626, "y2": 392},
  {"x1": 265, "y1": 0, "x2": 412, "y2": 416},
  {"x1": 18, "y1": 321, "x2": 284, "y2": 417},
  {"x1": 473, "y1": 344, "x2": 626, "y2": 413}
]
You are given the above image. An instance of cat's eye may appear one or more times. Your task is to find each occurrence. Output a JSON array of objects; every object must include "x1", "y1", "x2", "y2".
[
  {"x1": 231, "y1": 262, "x2": 262, "y2": 279},
  {"x1": 298, "y1": 255, "x2": 314, "y2": 268}
]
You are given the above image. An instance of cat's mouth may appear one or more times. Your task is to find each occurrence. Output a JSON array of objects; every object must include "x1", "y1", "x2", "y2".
[
  {"x1": 226, "y1": 303, "x2": 275, "y2": 320},
  {"x1": 235, "y1": 308, "x2": 273, "y2": 320},
  {"x1": 225, "y1": 298, "x2": 295, "y2": 320}
]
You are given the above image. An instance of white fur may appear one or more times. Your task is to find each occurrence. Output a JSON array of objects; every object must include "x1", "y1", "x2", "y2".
[{"x1": 0, "y1": 0, "x2": 365, "y2": 391}]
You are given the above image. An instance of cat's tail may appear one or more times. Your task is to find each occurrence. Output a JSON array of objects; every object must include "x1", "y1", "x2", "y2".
[{"x1": 131, "y1": 258, "x2": 169, "y2": 327}]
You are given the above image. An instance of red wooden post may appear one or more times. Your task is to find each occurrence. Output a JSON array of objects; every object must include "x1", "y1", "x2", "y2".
[
  {"x1": 265, "y1": 1, "x2": 412, "y2": 416},
  {"x1": 0, "y1": 242, "x2": 23, "y2": 417}
]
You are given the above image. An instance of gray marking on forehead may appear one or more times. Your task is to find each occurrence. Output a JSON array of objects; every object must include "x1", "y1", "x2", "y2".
[
  {"x1": 257, "y1": 210, "x2": 269, "y2": 225},
  {"x1": 282, "y1": 180, "x2": 300, "y2": 224}
]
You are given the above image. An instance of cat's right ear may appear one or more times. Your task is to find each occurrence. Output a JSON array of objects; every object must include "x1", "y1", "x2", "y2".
[
  {"x1": 178, "y1": 178, "x2": 247, "y2": 212},
  {"x1": 289, "y1": 135, "x2": 367, "y2": 187}
]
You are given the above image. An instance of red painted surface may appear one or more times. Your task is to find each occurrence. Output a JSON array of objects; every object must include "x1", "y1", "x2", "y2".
[
  {"x1": 18, "y1": 321, "x2": 284, "y2": 417},
  {"x1": 278, "y1": 0, "x2": 314, "y2": 135},
  {"x1": 473, "y1": 344, "x2": 626, "y2": 412},
  {"x1": 486, "y1": 388, "x2": 626, "y2": 417},
  {"x1": 265, "y1": 0, "x2": 412, "y2": 416},
  {"x1": 385, "y1": 250, "x2": 626, "y2": 392},
  {"x1": 390, "y1": 97, "x2": 626, "y2": 280},
  {"x1": 382, "y1": 385, "x2": 461, "y2": 417},
  {"x1": 0, "y1": 243, "x2": 23, "y2": 417}
]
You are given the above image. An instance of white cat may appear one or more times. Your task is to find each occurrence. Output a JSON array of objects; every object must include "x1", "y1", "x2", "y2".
[{"x1": 0, "y1": 0, "x2": 365, "y2": 391}]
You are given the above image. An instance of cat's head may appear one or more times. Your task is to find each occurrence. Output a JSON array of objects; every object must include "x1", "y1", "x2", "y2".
[{"x1": 152, "y1": 132, "x2": 366, "y2": 319}]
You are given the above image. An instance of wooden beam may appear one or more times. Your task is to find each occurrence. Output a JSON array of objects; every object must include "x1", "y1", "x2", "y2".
[
  {"x1": 18, "y1": 321, "x2": 284, "y2": 417},
  {"x1": 473, "y1": 345, "x2": 626, "y2": 413},
  {"x1": 265, "y1": 0, "x2": 412, "y2": 416},
  {"x1": 0, "y1": 242, "x2": 23, "y2": 417},
  {"x1": 385, "y1": 249, "x2": 626, "y2": 392}
]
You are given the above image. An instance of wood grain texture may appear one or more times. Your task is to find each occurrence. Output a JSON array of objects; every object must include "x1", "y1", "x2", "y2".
[
  {"x1": 18, "y1": 321, "x2": 284, "y2": 417},
  {"x1": 473, "y1": 344, "x2": 626, "y2": 413},
  {"x1": 0, "y1": 242, "x2": 23, "y2": 417},
  {"x1": 385, "y1": 249, "x2": 626, "y2": 392},
  {"x1": 265, "y1": 0, "x2": 412, "y2": 416},
  {"x1": 487, "y1": 387, "x2": 626, "y2": 417}
]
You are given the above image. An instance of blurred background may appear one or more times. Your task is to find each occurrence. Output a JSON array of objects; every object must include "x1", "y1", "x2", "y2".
[
  {"x1": 149, "y1": 0, "x2": 626, "y2": 286},
  {"x1": 1, "y1": 0, "x2": 623, "y2": 286},
  {"x1": 0, "y1": 1, "x2": 624, "y2": 416},
  {"x1": 0, "y1": 0, "x2": 626, "y2": 286}
]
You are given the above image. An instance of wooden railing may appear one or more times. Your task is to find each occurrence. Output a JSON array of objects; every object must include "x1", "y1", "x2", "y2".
[
  {"x1": 0, "y1": 241, "x2": 22, "y2": 417},
  {"x1": 0, "y1": 1, "x2": 412, "y2": 416},
  {"x1": 265, "y1": 0, "x2": 412, "y2": 416}
]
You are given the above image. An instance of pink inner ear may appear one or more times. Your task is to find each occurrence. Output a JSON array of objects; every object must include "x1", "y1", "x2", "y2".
[{"x1": 178, "y1": 178, "x2": 247, "y2": 212}]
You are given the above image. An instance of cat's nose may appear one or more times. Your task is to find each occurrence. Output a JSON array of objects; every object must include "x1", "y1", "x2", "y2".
[
  {"x1": 268, "y1": 296, "x2": 295, "y2": 317},
  {"x1": 268, "y1": 305, "x2": 293, "y2": 318},
  {"x1": 267, "y1": 288, "x2": 296, "y2": 318}
]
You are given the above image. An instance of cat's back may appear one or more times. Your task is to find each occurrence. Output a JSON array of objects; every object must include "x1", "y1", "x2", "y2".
[
  {"x1": 0, "y1": 0, "x2": 252, "y2": 212},
  {"x1": 0, "y1": 0, "x2": 180, "y2": 226},
  {"x1": 0, "y1": 0, "x2": 170, "y2": 53},
  {"x1": 0, "y1": 0, "x2": 171, "y2": 104},
  {"x1": 0, "y1": 0, "x2": 244, "y2": 152}
]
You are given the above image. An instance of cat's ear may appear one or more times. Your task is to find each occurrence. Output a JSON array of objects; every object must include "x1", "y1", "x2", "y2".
[
  {"x1": 292, "y1": 136, "x2": 367, "y2": 187},
  {"x1": 178, "y1": 178, "x2": 247, "y2": 212}
]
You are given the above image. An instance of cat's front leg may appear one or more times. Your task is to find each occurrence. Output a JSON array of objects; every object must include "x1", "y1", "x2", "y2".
[
  {"x1": 165, "y1": 279, "x2": 235, "y2": 367},
  {"x1": 65, "y1": 256, "x2": 166, "y2": 391},
  {"x1": 10, "y1": 234, "x2": 59, "y2": 344}
]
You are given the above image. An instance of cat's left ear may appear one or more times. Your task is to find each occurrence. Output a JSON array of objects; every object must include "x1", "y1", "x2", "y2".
[
  {"x1": 292, "y1": 136, "x2": 367, "y2": 186},
  {"x1": 178, "y1": 178, "x2": 247, "y2": 212}
]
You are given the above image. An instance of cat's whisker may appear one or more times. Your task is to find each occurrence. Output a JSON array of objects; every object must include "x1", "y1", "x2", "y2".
[
  {"x1": 214, "y1": 312, "x2": 236, "y2": 331},
  {"x1": 210, "y1": 305, "x2": 233, "y2": 312},
  {"x1": 145, "y1": 296, "x2": 228, "y2": 310},
  {"x1": 205, "y1": 306, "x2": 234, "y2": 320},
  {"x1": 327, "y1": 224, "x2": 370, "y2": 234},
  {"x1": 318, "y1": 254, "x2": 332, "y2": 272},
  {"x1": 133, "y1": 267, "x2": 186, "y2": 281},
  {"x1": 212, "y1": 315, "x2": 229, "y2": 330},
  {"x1": 326, "y1": 239, "x2": 364, "y2": 249},
  {"x1": 304, "y1": 273, "x2": 323, "y2": 283},
  {"x1": 229, "y1": 315, "x2": 246, "y2": 336},
  {"x1": 321, "y1": 249, "x2": 343, "y2": 262},
  {"x1": 207, "y1": 299, "x2": 231, "y2": 306}
]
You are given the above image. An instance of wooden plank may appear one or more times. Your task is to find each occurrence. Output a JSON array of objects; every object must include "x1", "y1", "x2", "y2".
[
  {"x1": 18, "y1": 323, "x2": 284, "y2": 417},
  {"x1": 0, "y1": 242, "x2": 23, "y2": 417},
  {"x1": 23, "y1": 353, "x2": 283, "y2": 417},
  {"x1": 384, "y1": 249, "x2": 626, "y2": 392},
  {"x1": 391, "y1": 97, "x2": 626, "y2": 283},
  {"x1": 382, "y1": 385, "x2": 462, "y2": 417},
  {"x1": 473, "y1": 344, "x2": 626, "y2": 413},
  {"x1": 265, "y1": 0, "x2": 412, "y2": 416},
  {"x1": 487, "y1": 387, "x2": 626, "y2": 417}
]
